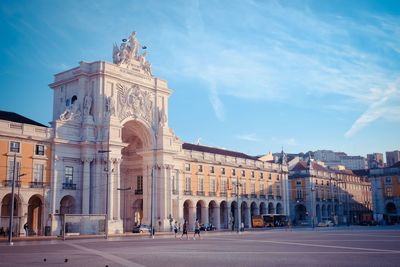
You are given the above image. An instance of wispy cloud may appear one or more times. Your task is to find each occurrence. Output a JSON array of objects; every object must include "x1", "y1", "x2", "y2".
[
  {"x1": 236, "y1": 133, "x2": 261, "y2": 142},
  {"x1": 345, "y1": 80, "x2": 400, "y2": 138},
  {"x1": 153, "y1": 0, "x2": 400, "y2": 135}
]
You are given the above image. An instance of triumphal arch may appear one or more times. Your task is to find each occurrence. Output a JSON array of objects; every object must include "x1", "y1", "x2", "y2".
[{"x1": 49, "y1": 32, "x2": 183, "y2": 234}]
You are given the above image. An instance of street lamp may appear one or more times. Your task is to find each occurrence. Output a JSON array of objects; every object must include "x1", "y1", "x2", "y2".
[
  {"x1": 117, "y1": 187, "x2": 132, "y2": 232},
  {"x1": 233, "y1": 177, "x2": 242, "y2": 234},
  {"x1": 310, "y1": 186, "x2": 315, "y2": 229},
  {"x1": 98, "y1": 149, "x2": 111, "y2": 239}
]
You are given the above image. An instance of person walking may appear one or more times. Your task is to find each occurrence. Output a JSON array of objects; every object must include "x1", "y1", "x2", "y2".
[
  {"x1": 193, "y1": 219, "x2": 201, "y2": 240},
  {"x1": 23, "y1": 222, "x2": 29, "y2": 237},
  {"x1": 173, "y1": 221, "x2": 178, "y2": 238},
  {"x1": 180, "y1": 220, "x2": 189, "y2": 240}
]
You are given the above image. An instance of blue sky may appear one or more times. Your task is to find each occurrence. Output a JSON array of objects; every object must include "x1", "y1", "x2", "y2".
[{"x1": 0, "y1": 0, "x2": 399, "y2": 157}]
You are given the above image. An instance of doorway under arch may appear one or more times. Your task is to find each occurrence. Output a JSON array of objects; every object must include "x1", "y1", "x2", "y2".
[{"x1": 28, "y1": 195, "x2": 43, "y2": 235}]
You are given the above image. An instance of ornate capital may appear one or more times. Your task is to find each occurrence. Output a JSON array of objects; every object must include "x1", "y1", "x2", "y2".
[{"x1": 81, "y1": 157, "x2": 94, "y2": 164}]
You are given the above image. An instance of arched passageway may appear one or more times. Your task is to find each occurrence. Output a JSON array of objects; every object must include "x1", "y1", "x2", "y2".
[
  {"x1": 220, "y1": 201, "x2": 228, "y2": 229},
  {"x1": 28, "y1": 195, "x2": 43, "y2": 235},
  {"x1": 60, "y1": 195, "x2": 75, "y2": 214}
]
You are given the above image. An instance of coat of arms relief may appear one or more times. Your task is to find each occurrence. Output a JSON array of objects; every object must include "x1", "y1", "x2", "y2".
[{"x1": 117, "y1": 83, "x2": 153, "y2": 124}]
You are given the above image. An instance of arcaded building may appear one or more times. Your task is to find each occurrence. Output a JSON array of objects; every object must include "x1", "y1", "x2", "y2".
[{"x1": 47, "y1": 32, "x2": 289, "y2": 234}]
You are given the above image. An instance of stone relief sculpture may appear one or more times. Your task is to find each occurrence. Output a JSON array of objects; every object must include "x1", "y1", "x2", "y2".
[
  {"x1": 59, "y1": 100, "x2": 82, "y2": 122},
  {"x1": 112, "y1": 31, "x2": 152, "y2": 76},
  {"x1": 117, "y1": 83, "x2": 153, "y2": 123},
  {"x1": 158, "y1": 106, "x2": 167, "y2": 127},
  {"x1": 105, "y1": 96, "x2": 116, "y2": 117},
  {"x1": 83, "y1": 94, "x2": 92, "y2": 116}
]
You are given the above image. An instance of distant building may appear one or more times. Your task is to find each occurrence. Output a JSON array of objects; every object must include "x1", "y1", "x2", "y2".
[
  {"x1": 386, "y1": 151, "x2": 400, "y2": 167},
  {"x1": 314, "y1": 150, "x2": 342, "y2": 167},
  {"x1": 289, "y1": 159, "x2": 372, "y2": 226},
  {"x1": 367, "y1": 153, "x2": 384, "y2": 169},
  {"x1": 340, "y1": 156, "x2": 368, "y2": 170},
  {"x1": 370, "y1": 162, "x2": 400, "y2": 224}
]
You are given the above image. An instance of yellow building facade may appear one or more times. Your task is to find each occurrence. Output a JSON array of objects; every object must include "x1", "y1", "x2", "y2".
[{"x1": 0, "y1": 111, "x2": 52, "y2": 236}]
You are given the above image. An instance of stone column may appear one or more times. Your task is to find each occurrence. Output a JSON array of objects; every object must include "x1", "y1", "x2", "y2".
[
  {"x1": 245, "y1": 206, "x2": 251, "y2": 228},
  {"x1": 114, "y1": 158, "x2": 121, "y2": 220},
  {"x1": 81, "y1": 157, "x2": 92, "y2": 214},
  {"x1": 107, "y1": 159, "x2": 113, "y2": 220}
]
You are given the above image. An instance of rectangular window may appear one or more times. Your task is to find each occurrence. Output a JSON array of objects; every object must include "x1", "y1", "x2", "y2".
[
  {"x1": 241, "y1": 170, "x2": 246, "y2": 177},
  {"x1": 260, "y1": 173, "x2": 264, "y2": 179},
  {"x1": 210, "y1": 179, "x2": 216, "y2": 193},
  {"x1": 260, "y1": 183, "x2": 264, "y2": 195},
  {"x1": 137, "y1": 176, "x2": 143, "y2": 191},
  {"x1": 269, "y1": 173, "x2": 272, "y2": 180},
  {"x1": 210, "y1": 166, "x2": 214, "y2": 174},
  {"x1": 198, "y1": 177, "x2": 204, "y2": 192},
  {"x1": 277, "y1": 174, "x2": 280, "y2": 181},
  {"x1": 251, "y1": 183, "x2": 255, "y2": 194},
  {"x1": 268, "y1": 184, "x2": 273, "y2": 194},
  {"x1": 10, "y1": 141, "x2": 20, "y2": 153},
  {"x1": 296, "y1": 189, "x2": 303, "y2": 199},
  {"x1": 172, "y1": 176, "x2": 176, "y2": 191},
  {"x1": 35, "y1": 144, "x2": 45, "y2": 156},
  {"x1": 185, "y1": 163, "x2": 190, "y2": 172},
  {"x1": 276, "y1": 184, "x2": 281, "y2": 196},
  {"x1": 385, "y1": 176, "x2": 392, "y2": 184},
  {"x1": 232, "y1": 169, "x2": 236, "y2": 176},
  {"x1": 242, "y1": 182, "x2": 246, "y2": 194},
  {"x1": 251, "y1": 171, "x2": 255, "y2": 178},
  {"x1": 221, "y1": 180, "x2": 227, "y2": 192},
  {"x1": 221, "y1": 167, "x2": 225, "y2": 175},
  {"x1": 185, "y1": 177, "x2": 191, "y2": 191},
  {"x1": 8, "y1": 160, "x2": 20, "y2": 180},
  {"x1": 296, "y1": 180, "x2": 302, "y2": 185},
  {"x1": 33, "y1": 164, "x2": 44, "y2": 182},
  {"x1": 386, "y1": 187, "x2": 393, "y2": 197},
  {"x1": 197, "y1": 165, "x2": 203, "y2": 173},
  {"x1": 65, "y1": 166, "x2": 73, "y2": 184}
]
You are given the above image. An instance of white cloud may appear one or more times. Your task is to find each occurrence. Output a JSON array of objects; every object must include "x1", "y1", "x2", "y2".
[
  {"x1": 236, "y1": 133, "x2": 260, "y2": 142},
  {"x1": 345, "y1": 81, "x2": 400, "y2": 138}
]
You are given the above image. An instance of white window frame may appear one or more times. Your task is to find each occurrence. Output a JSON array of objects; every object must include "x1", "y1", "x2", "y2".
[
  {"x1": 35, "y1": 144, "x2": 45, "y2": 156},
  {"x1": 10, "y1": 141, "x2": 21, "y2": 153},
  {"x1": 65, "y1": 166, "x2": 74, "y2": 184},
  {"x1": 33, "y1": 164, "x2": 44, "y2": 182}
]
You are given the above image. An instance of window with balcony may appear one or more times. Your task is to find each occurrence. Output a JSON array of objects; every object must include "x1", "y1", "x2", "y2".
[
  {"x1": 221, "y1": 180, "x2": 227, "y2": 193},
  {"x1": 33, "y1": 164, "x2": 44, "y2": 183},
  {"x1": 276, "y1": 184, "x2": 281, "y2": 197},
  {"x1": 251, "y1": 183, "x2": 255, "y2": 194},
  {"x1": 385, "y1": 176, "x2": 392, "y2": 185},
  {"x1": 7, "y1": 160, "x2": 20, "y2": 181},
  {"x1": 296, "y1": 189, "x2": 303, "y2": 200},
  {"x1": 63, "y1": 166, "x2": 76, "y2": 190},
  {"x1": 10, "y1": 141, "x2": 20, "y2": 153},
  {"x1": 386, "y1": 186, "x2": 393, "y2": 197},
  {"x1": 185, "y1": 177, "x2": 191, "y2": 194},
  {"x1": 198, "y1": 177, "x2": 204, "y2": 192},
  {"x1": 35, "y1": 144, "x2": 45, "y2": 156},
  {"x1": 242, "y1": 182, "x2": 247, "y2": 195},
  {"x1": 210, "y1": 179, "x2": 216, "y2": 193},
  {"x1": 260, "y1": 183, "x2": 264, "y2": 195}
]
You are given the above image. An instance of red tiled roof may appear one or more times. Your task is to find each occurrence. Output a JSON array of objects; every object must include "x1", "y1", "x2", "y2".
[{"x1": 182, "y1": 143, "x2": 257, "y2": 160}]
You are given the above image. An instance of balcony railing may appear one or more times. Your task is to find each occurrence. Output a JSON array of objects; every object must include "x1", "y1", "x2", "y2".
[
  {"x1": 231, "y1": 192, "x2": 237, "y2": 197},
  {"x1": 296, "y1": 197, "x2": 304, "y2": 202},
  {"x1": 197, "y1": 191, "x2": 205, "y2": 196},
  {"x1": 276, "y1": 196, "x2": 281, "y2": 201},
  {"x1": 135, "y1": 189, "x2": 143, "y2": 195},
  {"x1": 316, "y1": 197, "x2": 321, "y2": 201},
  {"x1": 209, "y1": 192, "x2": 216, "y2": 197},
  {"x1": 242, "y1": 194, "x2": 249, "y2": 198},
  {"x1": 220, "y1": 192, "x2": 227, "y2": 197},
  {"x1": 268, "y1": 194, "x2": 274, "y2": 200},
  {"x1": 30, "y1": 181, "x2": 45, "y2": 188},
  {"x1": 4, "y1": 180, "x2": 21, "y2": 187},
  {"x1": 184, "y1": 190, "x2": 192, "y2": 196},
  {"x1": 62, "y1": 183, "x2": 76, "y2": 190},
  {"x1": 251, "y1": 193, "x2": 257, "y2": 199},
  {"x1": 259, "y1": 194, "x2": 265, "y2": 199}
]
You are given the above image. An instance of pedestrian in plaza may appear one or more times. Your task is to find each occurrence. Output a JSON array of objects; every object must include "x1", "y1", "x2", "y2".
[
  {"x1": 24, "y1": 222, "x2": 29, "y2": 237},
  {"x1": 173, "y1": 221, "x2": 178, "y2": 238},
  {"x1": 193, "y1": 219, "x2": 201, "y2": 240},
  {"x1": 180, "y1": 220, "x2": 189, "y2": 240}
]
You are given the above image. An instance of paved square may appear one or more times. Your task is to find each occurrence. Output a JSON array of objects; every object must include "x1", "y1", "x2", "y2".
[{"x1": 1, "y1": 228, "x2": 400, "y2": 267}]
